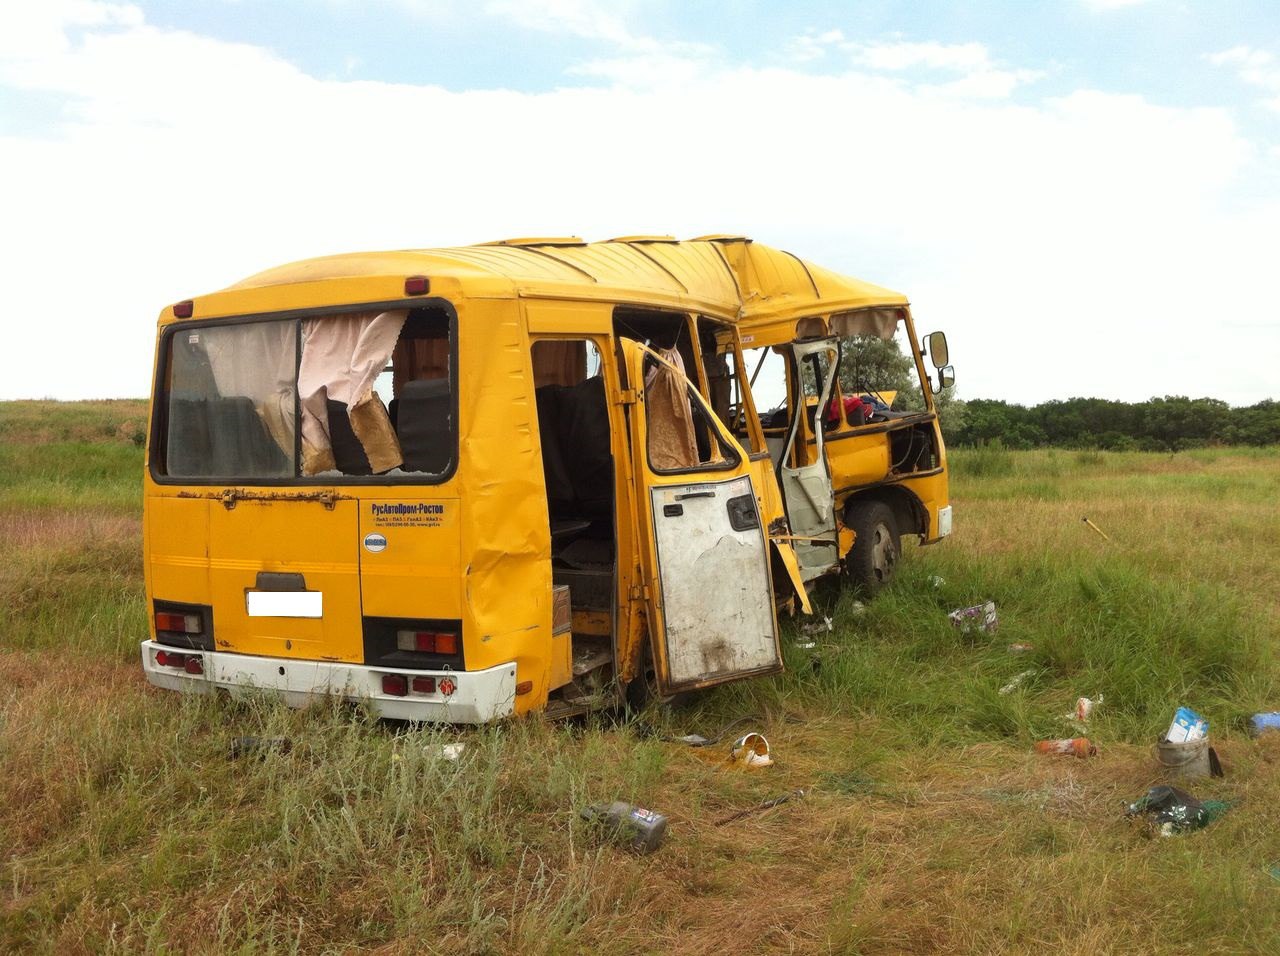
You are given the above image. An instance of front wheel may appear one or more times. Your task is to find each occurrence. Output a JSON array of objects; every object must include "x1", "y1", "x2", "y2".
[{"x1": 843, "y1": 499, "x2": 900, "y2": 596}]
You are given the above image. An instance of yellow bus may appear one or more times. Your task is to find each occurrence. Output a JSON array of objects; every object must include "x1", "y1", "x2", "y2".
[
  {"x1": 142, "y1": 236, "x2": 826, "y2": 722},
  {"x1": 719, "y1": 239, "x2": 954, "y2": 592}
]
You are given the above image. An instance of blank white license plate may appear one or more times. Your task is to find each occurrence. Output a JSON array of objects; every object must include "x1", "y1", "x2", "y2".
[{"x1": 246, "y1": 591, "x2": 323, "y2": 618}]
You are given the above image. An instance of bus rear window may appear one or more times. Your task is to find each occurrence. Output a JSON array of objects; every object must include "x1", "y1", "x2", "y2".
[{"x1": 156, "y1": 306, "x2": 455, "y2": 482}]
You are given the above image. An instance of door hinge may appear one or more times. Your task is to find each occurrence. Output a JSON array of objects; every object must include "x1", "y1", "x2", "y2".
[
  {"x1": 616, "y1": 388, "x2": 639, "y2": 406},
  {"x1": 628, "y1": 583, "x2": 652, "y2": 601}
]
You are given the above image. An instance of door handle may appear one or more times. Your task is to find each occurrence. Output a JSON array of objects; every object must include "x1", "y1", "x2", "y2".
[{"x1": 675, "y1": 491, "x2": 715, "y2": 501}]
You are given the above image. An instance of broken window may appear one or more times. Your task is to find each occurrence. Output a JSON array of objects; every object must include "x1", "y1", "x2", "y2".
[
  {"x1": 156, "y1": 306, "x2": 455, "y2": 482},
  {"x1": 644, "y1": 351, "x2": 738, "y2": 473}
]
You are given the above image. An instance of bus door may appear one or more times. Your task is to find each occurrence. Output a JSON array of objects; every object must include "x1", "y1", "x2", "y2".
[
  {"x1": 779, "y1": 338, "x2": 841, "y2": 581},
  {"x1": 618, "y1": 339, "x2": 783, "y2": 694}
]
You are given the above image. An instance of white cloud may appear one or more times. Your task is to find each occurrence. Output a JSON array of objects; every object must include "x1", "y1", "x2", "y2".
[
  {"x1": 1208, "y1": 45, "x2": 1280, "y2": 112},
  {"x1": 0, "y1": 5, "x2": 1275, "y2": 406}
]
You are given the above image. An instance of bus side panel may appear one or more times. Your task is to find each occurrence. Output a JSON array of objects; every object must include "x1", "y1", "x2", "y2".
[{"x1": 457, "y1": 298, "x2": 555, "y2": 715}]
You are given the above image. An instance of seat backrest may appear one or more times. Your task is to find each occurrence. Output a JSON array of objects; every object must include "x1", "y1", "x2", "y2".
[
  {"x1": 396, "y1": 378, "x2": 452, "y2": 473},
  {"x1": 326, "y1": 399, "x2": 372, "y2": 475}
]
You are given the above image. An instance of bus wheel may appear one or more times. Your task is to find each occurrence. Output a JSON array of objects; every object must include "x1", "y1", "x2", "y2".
[
  {"x1": 624, "y1": 644, "x2": 689, "y2": 713},
  {"x1": 844, "y1": 499, "x2": 900, "y2": 596}
]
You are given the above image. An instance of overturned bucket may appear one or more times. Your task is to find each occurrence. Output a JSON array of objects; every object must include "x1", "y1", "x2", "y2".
[{"x1": 1156, "y1": 735, "x2": 1211, "y2": 780}]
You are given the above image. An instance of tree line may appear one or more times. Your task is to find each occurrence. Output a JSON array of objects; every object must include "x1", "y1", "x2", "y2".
[
  {"x1": 836, "y1": 336, "x2": 1277, "y2": 450},
  {"x1": 942, "y1": 396, "x2": 1280, "y2": 450}
]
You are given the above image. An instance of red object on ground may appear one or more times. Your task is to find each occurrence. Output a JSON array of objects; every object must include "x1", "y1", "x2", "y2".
[{"x1": 1035, "y1": 738, "x2": 1096, "y2": 758}]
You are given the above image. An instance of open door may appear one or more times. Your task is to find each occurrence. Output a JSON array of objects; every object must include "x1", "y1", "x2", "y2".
[
  {"x1": 779, "y1": 339, "x2": 841, "y2": 582},
  {"x1": 619, "y1": 339, "x2": 783, "y2": 695}
]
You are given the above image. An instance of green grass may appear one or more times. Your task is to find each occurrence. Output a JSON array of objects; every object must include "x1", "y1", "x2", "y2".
[{"x1": 3, "y1": 404, "x2": 1280, "y2": 954}]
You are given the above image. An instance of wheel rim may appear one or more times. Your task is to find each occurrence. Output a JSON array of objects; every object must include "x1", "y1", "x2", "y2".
[{"x1": 870, "y1": 522, "x2": 898, "y2": 582}]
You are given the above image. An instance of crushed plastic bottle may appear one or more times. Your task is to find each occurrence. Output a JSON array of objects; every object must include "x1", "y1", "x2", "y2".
[{"x1": 1034, "y1": 737, "x2": 1096, "y2": 758}]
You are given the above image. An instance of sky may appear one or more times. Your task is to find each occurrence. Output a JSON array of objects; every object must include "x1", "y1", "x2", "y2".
[{"x1": 1, "y1": 0, "x2": 1278, "y2": 405}]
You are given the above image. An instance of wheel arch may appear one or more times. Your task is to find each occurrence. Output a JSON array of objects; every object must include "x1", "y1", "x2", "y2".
[{"x1": 842, "y1": 485, "x2": 927, "y2": 540}]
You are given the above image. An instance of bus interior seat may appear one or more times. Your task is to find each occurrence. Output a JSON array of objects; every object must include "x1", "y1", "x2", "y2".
[
  {"x1": 396, "y1": 378, "x2": 452, "y2": 473},
  {"x1": 169, "y1": 396, "x2": 289, "y2": 477},
  {"x1": 326, "y1": 399, "x2": 373, "y2": 475}
]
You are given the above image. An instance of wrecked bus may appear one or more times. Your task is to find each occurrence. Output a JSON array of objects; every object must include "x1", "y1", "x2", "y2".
[
  {"x1": 716, "y1": 239, "x2": 954, "y2": 592},
  {"x1": 142, "y1": 236, "x2": 819, "y2": 722}
]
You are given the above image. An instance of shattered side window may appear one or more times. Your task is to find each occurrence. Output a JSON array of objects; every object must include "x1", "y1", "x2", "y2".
[{"x1": 163, "y1": 320, "x2": 297, "y2": 479}]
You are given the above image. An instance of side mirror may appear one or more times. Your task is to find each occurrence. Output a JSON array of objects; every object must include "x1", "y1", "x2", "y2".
[
  {"x1": 936, "y1": 365, "x2": 955, "y2": 392},
  {"x1": 925, "y1": 331, "x2": 949, "y2": 369}
]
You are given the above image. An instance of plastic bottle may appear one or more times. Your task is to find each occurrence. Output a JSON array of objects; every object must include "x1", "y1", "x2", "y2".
[
  {"x1": 580, "y1": 801, "x2": 668, "y2": 854},
  {"x1": 1250, "y1": 713, "x2": 1280, "y2": 737},
  {"x1": 1034, "y1": 737, "x2": 1096, "y2": 758}
]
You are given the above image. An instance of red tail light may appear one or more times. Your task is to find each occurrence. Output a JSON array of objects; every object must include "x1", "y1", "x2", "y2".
[
  {"x1": 156, "y1": 611, "x2": 201, "y2": 634},
  {"x1": 174, "y1": 300, "x2": 194, "y2": 318},
  {"x1": 404, "y1": 276, "x2": 430, "y2": 295},
  {"x1": 156, "y1": 650, "x2": 172, "y2": 666},
  {"x1": 411, "y1": 676, "x2": 436, "y2": 694},
  {"x1": 382, "y1": 674, "x2": 408, "y2": 697},
  {"x1": 396, "y1": 630, "x2": 460, "y2": 654},
  {"x1": 184, "y1": 656, "x2": 204, "y2": 675}
]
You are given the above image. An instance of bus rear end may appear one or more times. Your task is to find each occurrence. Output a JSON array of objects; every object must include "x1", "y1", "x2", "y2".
[{"x1": 141, "y1": 284, "x2": 520, "y2": 722}]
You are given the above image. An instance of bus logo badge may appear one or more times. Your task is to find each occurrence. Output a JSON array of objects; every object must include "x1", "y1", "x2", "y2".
[{"x1": 363, "y1": 532, "x2": 387, "y2": 553}]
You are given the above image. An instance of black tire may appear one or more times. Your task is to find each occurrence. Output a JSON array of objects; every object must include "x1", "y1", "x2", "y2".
[
  {"x1": 624, "y1": 642, "x2": 690, "y2": 713},
  {"x1": 844, "y1": 499, "x2": 900, "y2": 596}
]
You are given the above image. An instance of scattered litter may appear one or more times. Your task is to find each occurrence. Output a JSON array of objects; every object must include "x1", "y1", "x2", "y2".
[
  {"x1": 848, "y1": 600, "x2": 866, "y2": 617},
  {"x1": 1007, "y1": 642, "x2": 1034, "y2": 654},
  {"x1": 928, "y1": 575, "x2": 946, "y2": 588},
  {"x1": 730, "y1": 732, "x2": 773, "y2": 768},
  {"x1": 228, "y1": 736, "x2": 292, "y2": 760},
  {"x1": 1250, "y1": 713, "x2": 1280, "y2": 737},
  {"x1": 800, "y1": 616, "x2": 833, "y2": 636},
  {"x1": 1157, "y1": 734, "x2": 1218, "y2": 780},
  {"x1": 1126, "y1": 784, "x2": 1229, "y2": 836},
  {"x1": 1034, "y1": 737, "x2": 1096, "y2": 758},
  {"x1": 999, "y1": 669, "x2": 1036, "y2": 695},
  {"x1": 714, "y1": 788, "x2": 807, "y2": 826},
  {"x1": 950, "y1": 601, "x2": 998, "y2": 634},
  {"x1": 580, "y1": 801, "x2": 668, "y2": 854},
  {"x1": 1063, "y1": 695, "x2": 1103, "y2": 722},
  {"x1": 674, "y1": 733, "x2": 710, "y2": 747},
  {"x1": 795, "y1": 639, "x2": 817, "y2": 650},
  {"x1": 430, "y1": 742, "x2": 466, "y2": 762},
  {"x1": 1081, "y1": 516, "x2": 1111, "y2": 541},
  {"x1": 1166, "y1": 706, "x2": 1208, "y2": 744}
]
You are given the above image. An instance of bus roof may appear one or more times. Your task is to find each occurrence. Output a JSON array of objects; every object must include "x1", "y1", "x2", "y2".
[{"x1": 220, "y1": 236, "x2": 907, "y2": 324}]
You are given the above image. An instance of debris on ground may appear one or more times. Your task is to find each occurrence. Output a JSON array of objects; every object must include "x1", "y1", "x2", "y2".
[
  {"x1": 950, "y1": 601, "x2": 998, "y2": 634},
  {"x1": 848, "y1": 600, "x2": 866, "y2": 617},
  {"x1": 1034, "y1": 737, "x2": 1096, "y2": 758},
  {"x1": 1250, "y1": 713, "x2": 1280, "y2": 737},
  {"x1": 999, "y1": 668, "x2": 1036, "y2": 695},
  {"x1": 800, "y1": 616, "x2": 833, "y2": 636},
  {"x1": 1082, "y1": 516, "x2": 1111, "y2": 541},
  {"x1": 1063, "y1": 695, "x2": 1103, "y2": 722},
  {"x1": 228, "y1": 736, "x2": 292, "y2": 759},
  {"x1": 429, "y1": 742, "x2": 466, "y2": 762},
  {"x1": 929, "y1": 575, "x2": 946, "y2": 588},
  {"x1": 1166, "y1": 706, "x2": 1208, "y2": 743},
  {"x1": 730, "y1": 732, "x2": 773, "y2": 768},
  {"x1": 580, "y1": 801, "x2": 669, "y2": 854},
  {"x1": 714, "y1": 788, "x2": 807, "y2": 826},
  {"x1": 1008, "y1": 642, "x2": 1034, "y2": 654},
  {"x1": 1126, "y1": 784, "x2": 1230, "y2": 836}
]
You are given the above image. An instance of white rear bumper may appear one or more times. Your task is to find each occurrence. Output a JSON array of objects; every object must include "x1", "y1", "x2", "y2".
[{"x1": 140, "y1": 641, "x2": 517, "y2": 723}]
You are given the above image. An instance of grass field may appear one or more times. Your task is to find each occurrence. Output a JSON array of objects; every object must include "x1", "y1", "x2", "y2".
[{"x1": 2, "y1": 401, "x2": 1279, "y2": 954}]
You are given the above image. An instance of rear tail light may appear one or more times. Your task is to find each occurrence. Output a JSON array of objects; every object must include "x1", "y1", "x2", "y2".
[
  {"x1": 156, "y1": 611, "x2": 202, "y2": 634},
  {"x1": 155, "y1": 650, "x2": 203, "y2": 673},
  {"x1": 411, "y1": 676, "x2": 436, "y2": 694},
  {"x1": 382, "y1": 674, "x2": 409, "y2": 697},
  {"x1": 404, "y1": 275, "x2": 430, "y2": 295},
  {"x1": 396, "y1": 630, "x2": 460, "y2": 655}
]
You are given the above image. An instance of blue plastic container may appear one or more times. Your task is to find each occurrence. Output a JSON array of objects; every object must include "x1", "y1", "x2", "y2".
[{"x1": 1250, "y1": 713, "x2": 1280, "y2": 737}]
